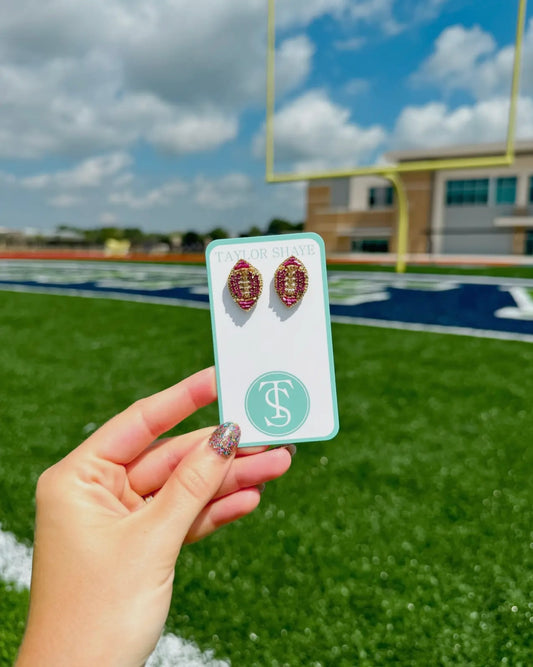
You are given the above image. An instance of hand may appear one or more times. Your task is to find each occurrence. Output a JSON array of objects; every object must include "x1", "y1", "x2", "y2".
[{"x1": 16, "y1": 367, "x2": 293, "y2": 667}]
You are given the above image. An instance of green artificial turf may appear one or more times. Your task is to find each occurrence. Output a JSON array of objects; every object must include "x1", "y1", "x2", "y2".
[
  {"x1": 1, "y1": 291, "x2": 532, "y2": 666},
  {"x1": 329, "y1": 263, "x2": 533, "y2": 279}
]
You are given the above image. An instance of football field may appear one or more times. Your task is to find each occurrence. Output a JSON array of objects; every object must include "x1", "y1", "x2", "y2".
[{"x1": 1, "y1": 279, "x2": 533, "y2": 665}]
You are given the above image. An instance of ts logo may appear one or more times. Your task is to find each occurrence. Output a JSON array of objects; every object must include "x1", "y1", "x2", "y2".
[
  {"x1": 260, "y1": 379, "x2": 294, "y2": 428},
  {"x1": 245, "y1": 371, "x2": 310, "y2": 436}
]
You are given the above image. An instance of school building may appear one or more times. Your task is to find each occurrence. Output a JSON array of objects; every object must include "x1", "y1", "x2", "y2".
[{"x1": 306, "y1": 140, "x2": 533, "y2": 257}]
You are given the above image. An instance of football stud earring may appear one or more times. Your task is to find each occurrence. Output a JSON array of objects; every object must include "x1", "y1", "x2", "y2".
[
  {"x1": 274, "y1": 256, "x2": 308, "y2": 308},
  {"x1": 227, "y1": 259, "x2": 263, "y2": 311}
]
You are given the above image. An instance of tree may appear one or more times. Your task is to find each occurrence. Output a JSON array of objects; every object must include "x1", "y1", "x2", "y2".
[
  {"x1": 56, "y1": 224, "x2": 79, "y2": 233},
  {"x1": 123, "y1": 227, "x2": 145, "y2": 244},
  {"x1": 207, "y1": 227, "x2": 229, "y2": 240},
  {"x1": 266, "y1": 218, "x2": 298, "y2": 235},
  {"x1": 182, "y1": 231, "x2": 204, "y2": 251},
  {"x1": 245, "y1": 225, "x2": 264, "y2": 237}
]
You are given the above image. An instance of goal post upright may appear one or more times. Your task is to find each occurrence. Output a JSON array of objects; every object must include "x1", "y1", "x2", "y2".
[{"x1": 265, "y1": 0, "x2": 528, "y2": 273}]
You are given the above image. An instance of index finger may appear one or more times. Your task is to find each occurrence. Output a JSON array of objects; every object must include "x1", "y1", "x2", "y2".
[{"x1": 84, "y1": 367, "x2": 217, "y2": 464}]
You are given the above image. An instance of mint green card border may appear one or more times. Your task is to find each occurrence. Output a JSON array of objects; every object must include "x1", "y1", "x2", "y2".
[{"x1": 205, "y1": 232, "x2": 339, "y2": 447}]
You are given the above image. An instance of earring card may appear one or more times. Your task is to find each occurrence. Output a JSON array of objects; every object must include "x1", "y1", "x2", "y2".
[{"x1": 206, "y1": 233, "x2": 339, "y2": 447}]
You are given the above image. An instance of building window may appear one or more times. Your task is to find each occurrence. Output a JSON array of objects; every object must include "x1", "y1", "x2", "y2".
[
  {"x1": 352, "y1": 239, "x2": 389, "y2": 253},
  {"x1": 495, "y1": 177, "x2": 517, "y2": 204},
  {"x1": 368, "y1": 186, "x2": 394, "y2": 209},
  {"x1": 445, "y1": 179, "x2": 489, "y2": 206}
]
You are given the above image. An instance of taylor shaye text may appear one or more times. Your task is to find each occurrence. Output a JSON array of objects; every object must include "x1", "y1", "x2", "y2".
[{"x1": 212, "y1": 243, "x2": 317, "y2": 264}]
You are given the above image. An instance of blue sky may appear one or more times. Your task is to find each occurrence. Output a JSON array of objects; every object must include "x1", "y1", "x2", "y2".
[{"x1": 0, "y1": 0, "x2": 531, "y2": 235}]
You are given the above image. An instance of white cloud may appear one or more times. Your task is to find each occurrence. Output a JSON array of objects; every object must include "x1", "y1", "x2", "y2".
[
  {"x1": 334, "y1": 37, "x2": 366, "y2": 51},
  {"x1": 255, "y1": 89, "x2": 386, "y2": 172},
  {"x1": 412, "y1": 0, "x2": 450, "y2": 23},
  {"x1": 0, "y1": 0, "x2": 323, "y2": 161},
  {"x1": 275, "y1": 0, "x2": 348, "y2": 29},
  {"x1": 194, "y1": 173, "x2": 253, "y2": 210},
  {"x1": 148, "y1": 113, "x2": 238, "y2": 154},
  {"x1": 276, "y1": 35, "x2": 315, "y2": 96},
  {"x1": 392, "y1": 97, "x2": 533, "y2": 150},
  {"x1": 0, "y1": 171, "x2": 17, "y2": 186},
  {"x1": 349, "y1": 0, "x2": 402, "y2": 35},
  {"x1": 411, "y1": 25, "x2": 497, "y2": 93},
  {"x1": 21, "y1": 153, "x2": 132, "y2": 190},
  {"x1": 348, "y1": 0, "x2": 451, "y2": 34},
  {"x1": 100, "y1": 212, "x2": 118, "y2": 225},
  {"x1": 412, "y1": 18, "x2": 533, "y2": 100},
  {"x1": 48, "y1": 194, "x2": 84, "y2": 208},
  {"x1": 113, "y1": 172, "x2": 135, "y2": 188},
  {"x1": 110, "y1": 179, "x2": 189, "y2": 210},
  {"x1": 399, "y1": 17, "x2": 533, "y2": 150},
  {"x1": 344, "y1": 78, "x2": 371, "y2": 96}
]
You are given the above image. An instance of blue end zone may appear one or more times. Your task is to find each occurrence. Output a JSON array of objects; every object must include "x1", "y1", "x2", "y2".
[
  {"x1": 1, "y1": 261, "x2": 533, "y2": 341},
  {"x1": 331, "y1": 284, "x2": 528, "y2": 335}
]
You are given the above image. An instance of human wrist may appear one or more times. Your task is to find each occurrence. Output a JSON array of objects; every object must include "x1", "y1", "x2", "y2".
[{"x1": 16, "y1": 615, "x2": 145, "y2": 667}]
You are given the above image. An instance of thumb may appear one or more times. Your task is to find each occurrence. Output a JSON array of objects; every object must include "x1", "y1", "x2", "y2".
[{"x1": 146, "y1": 422, "x2": 241, "y2": 548}]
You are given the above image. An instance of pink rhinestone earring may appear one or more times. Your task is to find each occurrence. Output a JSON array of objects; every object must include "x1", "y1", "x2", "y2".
[
  {"x1": 227, "y1": 259, "x2": 263, "y2": 311},
  {"x1": 274, "y1": 256, "x2": 308, "y2": 308}
]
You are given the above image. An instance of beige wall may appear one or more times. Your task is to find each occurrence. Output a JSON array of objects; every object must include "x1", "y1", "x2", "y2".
[{"x1": 306, "y1": 172, "x2": 433, "y2": 255}]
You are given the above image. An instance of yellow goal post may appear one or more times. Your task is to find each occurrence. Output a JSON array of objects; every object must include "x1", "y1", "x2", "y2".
[{"x1": 265, "y1": 0, "x2": 528, "y2": 272}]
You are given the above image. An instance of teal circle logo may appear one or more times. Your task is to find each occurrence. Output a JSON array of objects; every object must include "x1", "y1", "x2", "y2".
[{"x1": 245, "y1": 371, "x2": 310, "y2": 436}]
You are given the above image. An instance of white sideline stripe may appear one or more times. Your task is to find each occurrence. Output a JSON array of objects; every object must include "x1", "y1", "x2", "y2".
[
  {"x1": 0, "y1": 259, "x2": 208, "y2": 275},
  {"x1": 331, "y1": 315, "x2": 533, "y2": 343},
  {"x1": 0, "y1": 525, "x2": 229, "y2": 666},
  {"x1": 0, "y1": 284, "x2": 211, "y2": 310}
]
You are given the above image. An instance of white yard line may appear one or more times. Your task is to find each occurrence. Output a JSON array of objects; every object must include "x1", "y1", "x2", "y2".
[
  {"x1": 0, "y1": 524, "x2": 229, "y2": 666},
  {"x1": 0, "y1": 284, "x2": 211, "y2": 309},
  {"x1": 331, "y1": 315, "x2": 533, "y2": 343}
]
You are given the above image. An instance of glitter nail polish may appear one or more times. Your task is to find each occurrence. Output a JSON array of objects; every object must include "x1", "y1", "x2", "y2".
[{"x1": 208, "y1": 422, "x2": 241, "y2": 457}]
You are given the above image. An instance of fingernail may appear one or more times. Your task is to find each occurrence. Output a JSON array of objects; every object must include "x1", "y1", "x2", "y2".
[
  {"x1": 208, "y1": 422, "x2": 241, "y2": 457},
  {"x1": 285, "y1": 444, "x2": 297, "y2": 456}
]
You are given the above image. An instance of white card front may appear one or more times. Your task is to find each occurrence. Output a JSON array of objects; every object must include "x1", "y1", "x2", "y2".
[{"x1": 206, "y1": 233, "x2": 339, "y2": 447}]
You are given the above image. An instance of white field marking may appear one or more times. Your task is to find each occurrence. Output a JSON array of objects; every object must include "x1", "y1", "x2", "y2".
[
  {"x1": 327, "y1": 274, "x2": 459, "y2": 306},
  {"x1": 331, "y1": 315, "x2": 533, "y2": 344},
  {"x1": 392, "y1": 280, "x2": 459, "y2": 291},
  {"x1": 0, "y1": 259, "x2": 207, "y2": 275},
  {"x1": 2, "y1": 280, "x2": 533, "y2": 344},
  {"x1": 0, "y1": 523, "x2": 33, "y2": 591},
  {"x1": 329, "y1": 290, "x2": 390, "y2": 306},
  {"x1": 0, "y1": 284, "x2": 211, "y2": 310},
  {"x1": 329, "y1": 274, "x2": 459, "y2": 292},
  {"x1": 0, "y1": 524, "x2": 230, "y2": 666},
  {"x1": 327, "y1": 270, "x2": 533, "y2": 288},
  {"x1": 496, "y1": 287, "x2": 533, "y2": 320},
  {"x1": 327, "y1": 276, "x2": 390, "y2": 306},
  {"x1": 146, "y1": 636, "x2": 229, "y2": 667},
  {"x1": 0, "y1": 259, "x2": 208, "y2": 291},
  {"x1": 2, "y1": 265, "x2": 533, "y2": 343},
  {"x1": 1, "y1": 260, "x2": 533, "y2": 288}
]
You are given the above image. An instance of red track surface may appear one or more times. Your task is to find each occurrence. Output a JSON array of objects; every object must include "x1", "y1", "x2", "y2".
[
  {"x1": 0, "y1": 250, "x2": 205, "y2": 263},
  {"x1": 0, "y1": 248, "x2": 530, "y2": 267}
]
